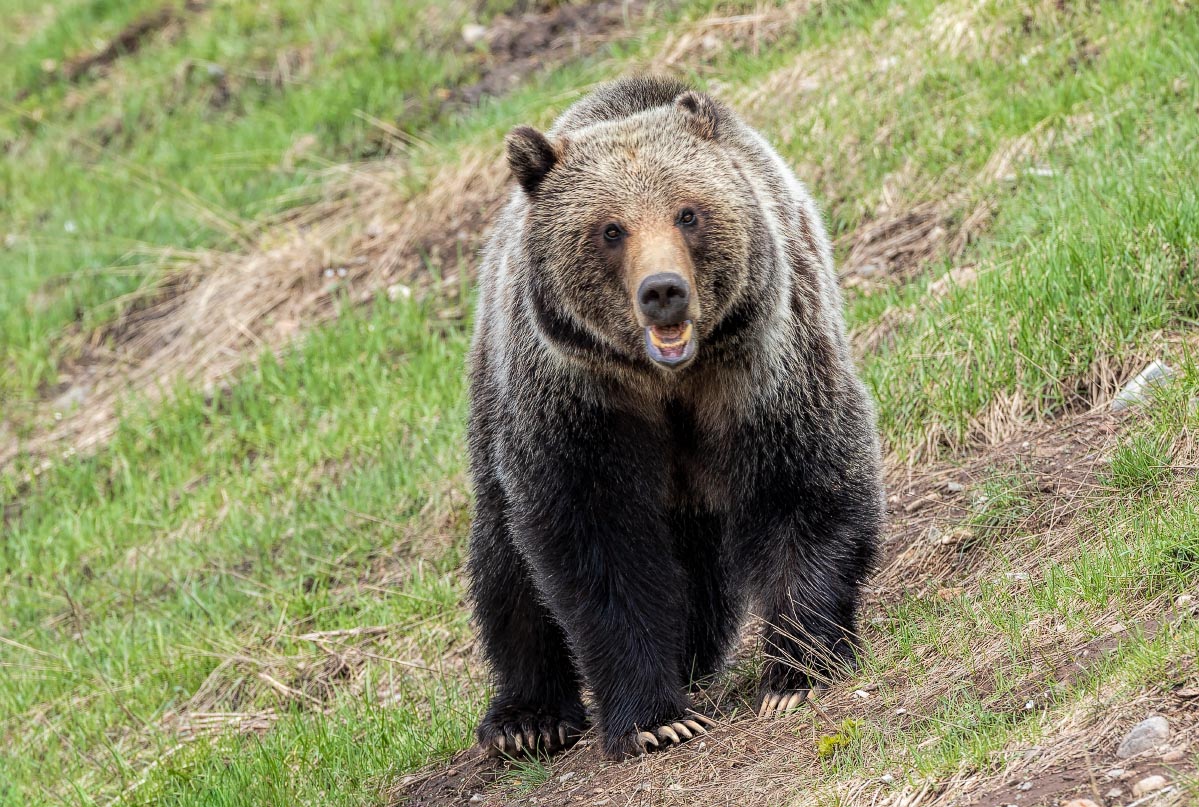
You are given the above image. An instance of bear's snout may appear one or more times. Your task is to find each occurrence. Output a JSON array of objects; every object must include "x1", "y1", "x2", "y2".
[{"x1": 637, "y1": 273, "x2": 691, "y2": 326}]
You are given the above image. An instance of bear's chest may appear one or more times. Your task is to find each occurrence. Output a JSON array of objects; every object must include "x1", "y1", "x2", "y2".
[{"x1": 662, "y1": 398, "x2": 736, "y2": 512}]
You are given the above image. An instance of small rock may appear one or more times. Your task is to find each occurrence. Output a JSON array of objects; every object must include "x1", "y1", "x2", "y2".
[
  {"x1": 53, "y1": 385, "x2": 88, "y2": 412},
  {"x1": 1117, "y1": 716, "x2": 1171, "y2": 758},
  {"x1": 1105, "y1": 788, "x2": 1122, "y2": 799},
  {"x1": 944, "y1": 480, "x2": 965, "y2": 493},
  {"x1": 1104, "y1": 768, "x2": 1125, "y2": 779},
  {"x1": 558, "y1": 772, "x2": 575, "y2": 783},
  {"x1": 904, "y1": 494, "x2": 937, "y2": 513},
  {"x1": 1161, "y1": 749, "x2": 1185, "y2": 763},
  {"x1": 1177, "y1": 593, "x2": 1195, "y2": 608},
  {"x1": 461, "y1": 24, "x2": 488, "y2": 45},
  {"x1": 1111, "y1": 360, "x2": 1175, "y2": 411},
  {"x1": 1060, "y1": 800, "x2": 1099, "y2": 807},
  {"x1": 880, "y1": 773, "x2": 895, "y2": 784},
  {"x1": 1132, "y1": 775, "x2": 1168, "y2": 797},
  {"x1": 1017, "y1": 781, "x2": 1032, "y2": 791},
  {"x1": 387, "y1": 283, "x2": 412, "y2": 302},
  {"x1": 469, "y1": 795, "x2": 485, "y2": 803}
]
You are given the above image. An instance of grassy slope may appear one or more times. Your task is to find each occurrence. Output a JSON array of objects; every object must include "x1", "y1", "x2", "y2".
[{"x1": 2, "y1": 0, "x2": 1198, "y2": 805}]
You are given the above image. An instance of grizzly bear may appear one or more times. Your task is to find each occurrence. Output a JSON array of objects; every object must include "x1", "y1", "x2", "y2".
[{"x1": 466, "y1": 76, "x2": 884, "y2": 760}]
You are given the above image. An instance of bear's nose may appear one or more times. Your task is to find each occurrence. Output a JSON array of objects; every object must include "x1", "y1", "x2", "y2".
[{"x1": 637, "y1": 272, "x2": 691, "y2": 325}]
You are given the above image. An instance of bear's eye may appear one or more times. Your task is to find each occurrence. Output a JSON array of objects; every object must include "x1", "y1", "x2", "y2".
[
  {"x1": 602, "y1": 223, "x2": 624, "y2": 243},
  {"x1": 677, "y1": 208, "x2": 697, "y2": 226}
]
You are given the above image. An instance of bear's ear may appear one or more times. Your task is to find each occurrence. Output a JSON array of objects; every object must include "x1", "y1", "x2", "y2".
[
  {"x1": 675, "y1": 90, "x2": 721, "y2": 140},
  {"x1": 506, "y1": 126, "x2": 562, "y2": 196}
]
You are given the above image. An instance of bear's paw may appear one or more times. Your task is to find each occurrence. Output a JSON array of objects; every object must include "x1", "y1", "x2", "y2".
[{"x1": 477, "y1": 703, "x2": 587, "y2": 758}]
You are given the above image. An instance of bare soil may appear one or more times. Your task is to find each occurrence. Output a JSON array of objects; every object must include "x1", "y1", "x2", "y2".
[{"x1": 447, "y1": 0, "x2": 652, "y2": 110}]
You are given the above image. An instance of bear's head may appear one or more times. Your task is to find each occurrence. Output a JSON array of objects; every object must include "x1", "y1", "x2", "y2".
[{"x1": 506, "y1": 90, "x2": 761, "y2": 373}]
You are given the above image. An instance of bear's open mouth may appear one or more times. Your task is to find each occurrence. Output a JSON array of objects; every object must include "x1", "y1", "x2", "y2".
[{"x1": 644, "y1": 321, "x2": 696, "y2": 366}]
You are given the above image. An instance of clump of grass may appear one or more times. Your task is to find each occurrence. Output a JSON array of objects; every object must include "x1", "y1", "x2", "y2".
[
  {"x1": 965, "y1": 471, "x2": 1036, "y2": 537},
  {"x1": 1104, "y1": 433, "x2": 1175, "y2": 491},
  {"x1": 496, "y1": 755, "x2": 553, "y2": 795}
]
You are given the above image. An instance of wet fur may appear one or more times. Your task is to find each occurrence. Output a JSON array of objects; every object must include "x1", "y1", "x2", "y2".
[{"x1": 467, "y1": 76, "x2": 884, "y2": 759}]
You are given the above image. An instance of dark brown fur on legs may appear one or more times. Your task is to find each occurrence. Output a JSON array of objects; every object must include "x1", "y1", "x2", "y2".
[{"x1": 467, "y1": 76, "x2": 884, "y2": 760}]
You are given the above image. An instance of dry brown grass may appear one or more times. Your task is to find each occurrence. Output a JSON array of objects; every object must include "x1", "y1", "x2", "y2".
[
  {"x1": 647, "y1": 1, "x2": 819, "y2": 72},
  {"x1": 0, "y1": 148, "x2": 506, "y2": 474}
]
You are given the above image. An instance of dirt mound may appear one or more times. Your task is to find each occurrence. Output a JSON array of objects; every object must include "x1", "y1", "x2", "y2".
[
  {"x1": 14, "y1": 1, "x2": 208, "y2": 101},
  {"x1": 450, "y1": 0, "x2": 652, "y2": 109},
  {"x1": 63, "y1": 1, "x2": 207, "y2": 82},
  {"x1": 387, "y1": 407, "x2": 1199, "y2": 806}
]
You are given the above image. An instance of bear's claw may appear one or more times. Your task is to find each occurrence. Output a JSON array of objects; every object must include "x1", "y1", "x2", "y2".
[
  {"x1": 628, "y1": 712, "x2": 715, "y2": 755},
  {"x1": 480, "y1": 714, "x2": 584, "y2": 758},
  {"x1": 757, "y1": 688, "x2": 811, "y2": 719}
]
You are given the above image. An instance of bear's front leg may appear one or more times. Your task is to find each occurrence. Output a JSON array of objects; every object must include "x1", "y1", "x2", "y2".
[
  {"x1": 734, "y1": 483, "x2": 881, "y2": 719},
  {"x1": 469, "y1": 471, "x2": 588, "y2": 757},
  {"x1": 503, "y1": 405, "x2": 710, "y2": 759}
]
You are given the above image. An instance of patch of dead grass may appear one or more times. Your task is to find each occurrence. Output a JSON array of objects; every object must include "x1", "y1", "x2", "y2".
[{"x1": 0, "y1": 149, "x2": 506, "y2": 474}]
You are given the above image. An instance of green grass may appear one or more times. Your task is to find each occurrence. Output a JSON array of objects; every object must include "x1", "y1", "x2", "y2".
[
  {"x1": 1, "y1": 0, "x2": 528, "y2": 420},
  {"x1": 3, "y1": 0, "x2": 1199, "y2": 804}
]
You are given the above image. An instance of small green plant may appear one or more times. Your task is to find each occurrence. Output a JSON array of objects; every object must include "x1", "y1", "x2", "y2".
[
  {"x1": 496, "y1": 755, "x2": 552, "y2": 795},
  {"x1": 966, "y1": 472, "x2": 1036, "y2": 536},
  {"x1": 817, "y1": 719, "x2": 863, "y2": 759}
]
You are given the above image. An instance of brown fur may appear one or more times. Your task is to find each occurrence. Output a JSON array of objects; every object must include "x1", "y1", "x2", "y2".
[{"x1": 467, "y1": 76, "x2": 884, "y2": 760}]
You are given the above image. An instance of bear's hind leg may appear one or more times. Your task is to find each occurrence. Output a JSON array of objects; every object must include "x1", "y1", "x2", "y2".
[{"x1": 468, "y1": 479, "x2": 587, "y2": 757}]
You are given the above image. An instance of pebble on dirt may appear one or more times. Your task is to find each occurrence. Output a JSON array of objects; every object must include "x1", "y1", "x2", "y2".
[
  {"x1": 1060, "y1": 799, "x2": 1099, "y2": 807},
  {"x1": 1132, "y1": 774, "x2": 1169, "y2": 797},
  {"x1": 1116, "y1": 715, "x2": 1170, "y2": 758},
  {"x1": 461, "y1": 23, "x2": 488, "y2": 45}
]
